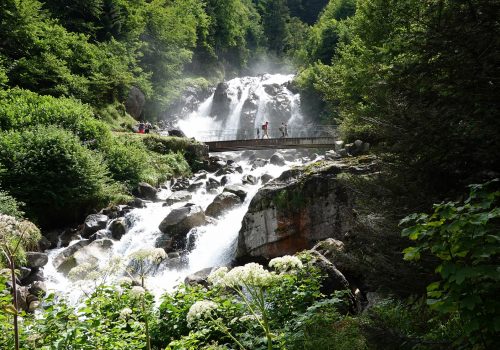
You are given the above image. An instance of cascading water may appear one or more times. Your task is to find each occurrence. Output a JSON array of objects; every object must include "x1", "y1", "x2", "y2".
[{"x1": 43, "y1": 74, "x2": 308, "y2": 302}]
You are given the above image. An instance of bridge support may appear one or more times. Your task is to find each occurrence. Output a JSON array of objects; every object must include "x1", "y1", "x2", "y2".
[{"x1": 205, "y1": 137, "x2": 336, "y2": 152}]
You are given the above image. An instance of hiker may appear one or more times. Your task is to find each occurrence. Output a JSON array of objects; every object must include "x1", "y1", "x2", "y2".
[
  {"x1": 145, "y1": 121, "x2": 152, "y2": 134},
  {"x1": 256, "y1": 127, "x2": 260, "y2": 139},
  {"x1": 284, "y1": 123, "x2": 288, "y2": 137},
  {"x1": 262, "y1": 121, "x2": 269, "y2": 139},
  {"x1": 279, "y1": 122, "x2": 285, "y2": 137},
  {"x1": 138, "y1": 121, "x2": 145, "y2": 134}
]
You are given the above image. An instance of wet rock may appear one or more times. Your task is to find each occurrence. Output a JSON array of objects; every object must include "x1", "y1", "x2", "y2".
[
  {"x1": 21, "y1": 269, "x2": 44, "y2": 285},
  {"x1": 206, "y1": 192, "x2": 242, "y2": 218},
  {"x1": 15, "y1": 286, "x2": 28, "y2": 311},
  {"x1": 53, "y1": 239, "x2": 91, "y2": 273},
  {"x1": 100, "y1": 205, "x2": 127, "y2": 219},
  {"x1": 165, "y1": 191, "x2": 192, "y2": 205},
  {"x1": 188, "y1": 181, "x2": 205, "y2": 192},
  {"x1": 242, "y1": 174, "x2": 258, "y2": 185},
  {"x1": 260, "y1": 174, "x2": 274, "y2": 184},
  {"x1": 89, "y1": 229, "x2": 110, "y2": 241},
  {"x1": 59, "y1": 228, "x2": 81, "y2": 247},
  {"x1": 26, "y1": 252, "x2": 48, "y2": 268},
  {"x1": 134, "y1": 182, "x2": 158, "y2": 201},
  {"x1": 83, "y1": 214, "x2": 109, "y2": 237},
  {"x1": 168, "y1": 129, "x2": 186, "y2": 138},
  {"x1": 215, "y1": 166, "x2": 236, "y2": 176},
  {"x1": 43, "y1": 230, "x2": 62, "y2": 249},
  {"x1": 184, "y1": 267, "x2": 213, "y2": 287},
  {"x1": 206, "y1": 177, "x2": 221, "y2": 191},
  {"x1": 325, "y1": 150, "x2": 341, "y2": 160},
  {"x1": 223, "y1": 185, "x2": 247, "y2": 201},
  {"x1": 235, "y1": 165, "x2": 244, "y2": 173},
  {"x1": 204, "y1": 156, "x2": 226, "y2": 172},
  {"x1": 159, "y1": 205, "x2": 207, "y2": 237},
  {"x1": 220, "y1": 176, "x2": 229, "y2": 186},
  {"x1": 28, "y1": 281, "x2": 47, "y2": 297},
  {"x1": 19, "y1": 267, "x2": 31, "y2": 281},
  {"x1": 168, "y1": 251, "x2": 181, "y2": 259},
  {"x1": 172, "y1": 178, "x2": 190, "y2": 191},
  {"x1": 251, "y1": 158, "x2": 268, "y2": 169},
  {"x1": 338, "y1": 149, "x2": 348, "y2": 157},
  {"x1": 211, "y1": 82, "x2": 231, "y2": 119},
  {"x1": 270, "y1": 153, "x2": 286, "y2": 166},
  {"x1": 38, "y1": 236, "x2": 52, "y2": 251},
  {"x1": 109, "y1": 218, "x2": 128, "y2": 240},
  {"x1": 129, "y1": 197, "x2": 149, "y2": 208},
  {"x1": 309, "y1": 250, "x2": 350, "y2": 294},
  {"x1": 195, "y1": 172, "x2": 208, "y2": 181},
  {"x1": 155, "y1": 234, "x2": 173, "y2": 251}
]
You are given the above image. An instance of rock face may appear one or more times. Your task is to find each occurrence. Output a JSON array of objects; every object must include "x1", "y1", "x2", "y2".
[
  {"x1": 125, "y1": 86, "x2": 145, "y2": 120},
  {"x1": 211, "y1": 82, "x2": 231, "y2": 119},
  {"x1": 26, "y1": 252, "x2": 48, "y2": 268},
  {"x1": 158, "y1": 205, "x2": 207, "y2": 237},
  {"x1": 206, "y1": 192, "x2": 242, "y2": 218},
  {"x1": 236, "y1": 158, "x2": 379, "y2": 260}
]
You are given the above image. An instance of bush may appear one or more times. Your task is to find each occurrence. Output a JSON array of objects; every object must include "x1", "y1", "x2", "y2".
[
  {"x1": 0, "y1": 189, "x2": 24, "y2": 218},
  {"x1": 0, "y1": 126, "x2": 126, "y2": 227},
  {"x1": 0, "y1": 214, "x2": 41, "y2": 268},
  {"x1": 401, "y1": 180, "x2": 500, "y2": 348},
  {"x1": 0, "y1": 88, "x2": 111, "y2": 145}
]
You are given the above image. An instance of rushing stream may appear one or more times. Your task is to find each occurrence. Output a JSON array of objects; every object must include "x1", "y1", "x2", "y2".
[{"x1": 43, "y1": 74, "x2": 311, "y2": 302}]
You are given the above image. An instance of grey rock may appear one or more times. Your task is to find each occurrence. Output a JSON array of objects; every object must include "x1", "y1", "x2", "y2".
[
  {"x1": 223, "y1": 185, "x2": 247, "y2": 201},
  {"x1": 325, "y1": 150, "x2": 341, "y2": 160},
  {"x1": 28, "y1": 300, "x2": 40, "y2": 312},
  {"x1": 184, "y1": 267, "x2": 214, "y2": 287},
  {"x1": 26, "y1": 252, "x2": 48, "y2": 268},
  {"x1": 188, "y1": 181, "x2": 205, "y2": 192},
  {"x1": 206, "y1": 177, "x2": 221, "y2": 191},
  {"x1": 109, "y1": 218, "x2": 127, "y2": 240},
  {"x1": 19, "y1": 267, "x2": 31, "y2": 281},
  {"x1": 28, "y1": 281, "x2": 47, "y2": 297},
  {"x1": 165, "y1": 191, "x2": 192, "y2": 205},
  {"x1": 260, "y1": 174, "x2": 274, "y2": 184},
  {"x1": 15, "y1": 286, "x2": 28, "y2": 311},
  {"x1": 220, "y1": 175, "x2": 229, "y2": 186},
  {"x1": 21, "y1": 269, "x2": 44, "y2": 286},
  {"x1": 172, "y1": 178, "x2": 190, "y2": 191},
  {"x1": 211, "y1": 82, "x2": 231, "y2": 119},
  {"x1": 38, "y1": 236, "x2": 52, "y2": 251},
  {"x1": 215, "y1": 166, "x2": 236, "y2": 176},
  {"x1": 338, "y1": 148, "x2": 348, "y2": 157},
  {"x1": 89, "y1": 229, "x2": 110, "y2": 241},
  {"x1": 83, "y1": 214, "x2": 108, "y2": 237},
  {"x1": 195, "y1": 172, "x2": 208, "y2": 181},
  {"x1": 155, "y1": 234, "x2": 173, "y2": 251},
  {"x1": 168, "y1": 129, "x2": 186, "y2": 138},
  {"x1": 251, "y1": 158, "x2": 269, "y2": 169},
  {"x1": 129, "y1": 197, "x2": 148, "y2": 208},
  {"x1": 168, "y1": 251, "x2": 181, "y2": 259},
  {"x1": 206, "y1": 192, "x2": 242, "y2": 218},
  {"x1": 270, "y1": 153, "x2": 286, "y2": 166},
  {"x1": 158, "y1": 205, "x2": 207, "y2": 237},
  {"x1": 235, "y1": 165, "x2": 244, "y2": 174},
  {"x1": 361, "y1": 142, "x2": 370, "y2": 153},
  {"x1": 53, "y1": 239, "x2": 91, "y2": 273},
  {"x1": 242, "y1": 174, "x2": 258, "y2": 185},
  {"x1": 135, "y1": 182, "x2": 158, "y2": 201}
]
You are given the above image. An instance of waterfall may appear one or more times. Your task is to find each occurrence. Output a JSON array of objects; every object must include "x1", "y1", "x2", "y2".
[{"x1": 42, "y1": 74, "x2": 309, "y2": 303}]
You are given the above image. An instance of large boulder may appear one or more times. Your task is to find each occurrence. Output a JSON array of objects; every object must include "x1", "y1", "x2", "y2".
[
  {"x1": 165, "y1": 191, "x2": 192, "y2": 205},
  {"x1": 242, "y1": 174, "x2": 258, "y2": 185},
  {"x1": 109, "y1": 218, "x2": 128, "y2": 240},
  {"x1": 82, "y1": 214, "x2": 108, "y2": 238},
  {"x1": 125, "y1": 86, "x2": 146, "y2": 120},
  {"x1": 206, "y1": 177, "x2": 221, "y2": 191},
  {"x1": 25, "y1": 252, "x2": 48, "y2": 268},
  {"x1": 134, "y1": 182, "x2": 158, "y2": 201},
  {"x1": 52, "y1": 239, "x2": 91, "y2": 273},
  {"x1": 237, "y1": 158, "x2": 379, "y2": 261},
  {"x1": 158, "y1": 205, "x2": 207, "y2": 237},
  {"x1": 223, "y1": 185, "x2": 248, "y2": 201},
  {"x1": 206, "y1": 192, "x2": 242, "y2": 218},
  {"x1": 188, "y1": 181, "x2": 205, "y2": 192},
  {"x1": 270, "y1": 153, "x2": 286, "y2": 166},
  {"x1": 184, "y1": 267, "x2": 214, "y2": 287},
  {"x1": 211, "y1": 82, "x2": 231, "y2": 119}
]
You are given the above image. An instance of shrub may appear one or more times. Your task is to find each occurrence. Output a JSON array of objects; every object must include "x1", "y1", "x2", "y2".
[
  {"x1": 401, "y1": 180, "x2": 500, "y2": 348},
  {"x1": 0, "y1": 88, "x2": 111, "y2": 145},
  {"x1": 0, "y1": 214, "x2": 41, "y2": 268},
  {"x1": 0, "y1": 126, "x2": 125, "y2": 227},
  {"x1": 0, "y1": 189, "x2": 24, "y2": 218}
]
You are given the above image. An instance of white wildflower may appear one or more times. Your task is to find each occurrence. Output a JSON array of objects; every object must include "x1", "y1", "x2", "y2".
[
  {"x1": 224, "y1": 263, "x2": 277, "y2": 288},
  {"x1": 118, "y1": 276, "x2": 133, "y2": 286},
  {"x1": 119, "y1": 307, "x2": 133, "y2": 319},
  {"x1": 186, "y1": 300, "x2": 218, "y2": 326},
  {"x1": 128, "y1": 248, "x2": 167, "y2": 263},
  {"x1": 207, "y1": 267, "x2": 229, "y2": 286},
  {"x1": 269, "y1": 255, "x2": 303, "y2": 272},
  {"x1": 129, "y1": 286, "x2": 145, "y2": 298}
]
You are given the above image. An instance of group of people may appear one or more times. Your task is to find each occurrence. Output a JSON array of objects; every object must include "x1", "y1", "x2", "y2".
[
  {"x1": 257, "y1": 121, "x2": 288, "y2": 139},
  {"x1": 137, "y1": 121, "x2": 152, "y2": 134}
]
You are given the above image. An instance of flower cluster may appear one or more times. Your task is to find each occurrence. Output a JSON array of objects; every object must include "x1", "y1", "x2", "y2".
[
  {"x1": 186, "y1": 300, "x2": 218, "y2": 326},
  {"x1": 128, "y1": 248, "x2": 167, "y2": 263},
  {"x1": 268, "y1": 255, "x2": 303, "y2": 272},
  {"x1": 119, "y1": 307, "x2": 133, "y2": 319},
  {"x1": 208, "y1": 263, "x2": 277, "y2": 288},
  {"x1": 129, "y1": 286, "x2": 145, "y2": 298},
  {"x1": 117, "y1": 276, "x2": 133, "y2": 286}
]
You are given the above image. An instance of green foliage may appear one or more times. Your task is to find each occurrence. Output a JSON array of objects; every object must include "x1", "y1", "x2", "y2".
[
  {"x1": 0, "y1": 190, "x2": 24, "y2": 218},
  {"x1": 0, "y1": 214, "x2": 41, "y2": 268},
  {"x1": 285, "y1": 297, "x2": 366, "y2": 350},
  {"x1": 0, "y1": 126, "x2": 124, "y2": 227},
  {"x1": 401, "y1": 180, "x2": 500, "y2": 347}
]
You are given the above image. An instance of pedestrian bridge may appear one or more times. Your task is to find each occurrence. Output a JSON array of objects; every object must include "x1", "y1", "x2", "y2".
[{"x1": 197, "y1": 125, "x2": 337, "y2": 152}]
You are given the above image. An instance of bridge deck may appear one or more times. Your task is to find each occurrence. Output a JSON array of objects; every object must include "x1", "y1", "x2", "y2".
[{"x1": 205, "y1": 137, "x2": 336, "y2": 152}]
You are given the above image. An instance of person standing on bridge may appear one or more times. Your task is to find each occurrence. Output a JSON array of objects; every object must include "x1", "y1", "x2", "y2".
[
  {"x1": 284, "y1": 123, "x2": 288, "y2": 137},
  {"x1": 262, "y1": 121, "x2": 269, "y2": 139}
]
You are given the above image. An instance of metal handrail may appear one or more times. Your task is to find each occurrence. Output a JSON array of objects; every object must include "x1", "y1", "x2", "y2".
[{"x1": 192, "y1": 125, "x2": 337, "y2": 142}]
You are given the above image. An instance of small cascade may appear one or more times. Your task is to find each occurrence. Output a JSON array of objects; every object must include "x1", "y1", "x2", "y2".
[{"x1": 42, "y1": 74, "x2": 311, "y2": 303}]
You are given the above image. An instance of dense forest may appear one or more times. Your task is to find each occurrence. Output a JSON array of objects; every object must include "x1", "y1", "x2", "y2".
[{"x1": 1, "y1": 0, "x2": 499, "y2": 349}]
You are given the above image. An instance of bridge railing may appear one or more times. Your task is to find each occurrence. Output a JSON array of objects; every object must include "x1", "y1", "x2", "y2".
[{"x1": 193, "y1": 125, "x2": 338, "y2": 142}]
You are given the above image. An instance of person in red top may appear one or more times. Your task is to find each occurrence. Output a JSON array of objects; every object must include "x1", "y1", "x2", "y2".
[{"x1": 262, "y1": 121, "x2": 269, "y2": 139}]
